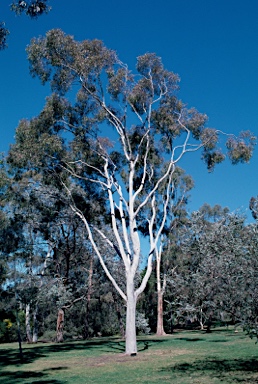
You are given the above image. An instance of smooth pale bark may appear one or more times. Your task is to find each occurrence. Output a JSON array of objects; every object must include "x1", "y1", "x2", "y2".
[
  {"x1": 32, "y1": 303, "x2": 38, "y2": 343},
  {"x1": 25, "y1": 303, "x2": 33, "y2": 343},
  {"x1": 125, "y1": 275, "x2": 137, "y2": 355},
  {"x1": 199, "y1": 308, "x2": 205, "y2": 330},
  {"x1": 200, "y1": 322, "x2": 205, "y2": 330}
]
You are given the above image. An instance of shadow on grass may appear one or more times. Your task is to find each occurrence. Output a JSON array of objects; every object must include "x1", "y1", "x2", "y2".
[
  {"x1": 0, "y1": 338, "x2": 119, "y2": 367},
  {"x1": 174, "y1": 337, "x2": 205, "y2": 342},
  {"x1": 0, "y1": 368, "x2": 65, "y2": 384},
  {"x1": 0, "y1": 337, "x2": 168, "y2": 371},
  {"x1": 102, "y1": 337, "x2": 169, "y2": 353},
  {"x1": 210, "y1": 339, "x2": 229, "y2": 343},
  {"x1": 160, "y1": 357, "x2": 258, "y2": 382}
]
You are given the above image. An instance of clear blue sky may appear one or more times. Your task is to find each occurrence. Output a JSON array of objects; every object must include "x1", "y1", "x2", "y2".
[{"x1": 1, "y1": 0, "x2": 258, "y2": 221}]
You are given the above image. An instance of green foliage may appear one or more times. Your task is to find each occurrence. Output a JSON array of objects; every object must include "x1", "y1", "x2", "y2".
[
  {"x1": 0, "y1": 23, "x2": 9, "y2": 50},
  {"x1": 0, "y1": 319, "x2": 17, "y2": 343},
  {"x1": 163, "y1": 206, "x2": 258, "y2": 335},
  {"x1": 10, "y1": 1, "x2": 51, "y2": 18},
  {"x1": 1, "y1": 1, "x2": 51, "y2": 50},
  {"x1": 226, "y1": 131, "x2": 256, "y2": 164},
  {"x1": 135, "y1": 312, "x2": 150, "y2": 335},
  {"x1": 249, "y1": 195, "x2": 258, "y2": 220}
]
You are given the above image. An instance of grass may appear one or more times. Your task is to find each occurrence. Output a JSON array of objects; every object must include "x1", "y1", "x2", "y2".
[{"x1": 1, "y1": 328, "x2": 258, "y2": 383}]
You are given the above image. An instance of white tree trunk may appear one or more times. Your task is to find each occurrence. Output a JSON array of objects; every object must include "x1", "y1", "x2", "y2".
[
  {"x1": 25, "y1": 303, "x2": 33, "y2": 343},
  {"x1": 32, "y1": 303, "x2": 38, "y2": 343},
  {"x1": 125, "y1": 274, "x2": 137, "y2": 355}
]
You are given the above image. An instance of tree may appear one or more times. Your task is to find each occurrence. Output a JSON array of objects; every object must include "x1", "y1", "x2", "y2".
[
  {"x1": 0, "y1": 22, "x2": 9, "y2": 50},
  {"x1": 0, "y1": 1, "x2": 51, "y2": 49},
  {"x1": 8, "y1": 29, "x2": 255, "y2": 354},
  {"x1": 169, "y1": 206, "x2": 256, "y2": 331},
  {"x1": 155, "y1": 167, "x2": 193, "y2": 335},
  {"x1": 249, "y1": 196, "x2": 258, "y2": 220},
  {"x1": 9, "y1": 175, "x2": 100, "y2": 342}
]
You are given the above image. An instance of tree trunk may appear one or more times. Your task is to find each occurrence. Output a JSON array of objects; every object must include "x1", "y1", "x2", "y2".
[
  {"x1": 125, "y1": 276, "x2": 137, "y2": 355},
  {"x1": 156, "y1": 290, "x2": 166, "y2": 336},
  {"x1": 16, "y1": 311, "x2": 23, "y2": 361},
  {"x1": 199, "y1": 307, "x2": 205, "y2": 330},
  {"x1": 56, "y1": 309, "x2": 64, "y2": 342},
  {"x1": 32, "y1": 303, "x2": 38, "y2": 343},
  {"x1": 83, "y1": 256, "x2": 93, "y2": 339},
  {"x1": 83, "y1": 306, "x2": 90, "y2": 339},
  {"x1": 25, "y1": 303, "x2": 33, "y2": 343},
  {"x1": 156, "y1": 243, "x2": 167, "y2": 336}
]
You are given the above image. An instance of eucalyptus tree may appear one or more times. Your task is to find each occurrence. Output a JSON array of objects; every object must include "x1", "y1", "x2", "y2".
[
  {"x1": 9, "y1": 177, "x2": 98, "y2": 342},
  {"x1": 249, "y1": 196, "x2": 258, "y2": 220},
  {"x1": 174, "y1": 207, "x2": 253, "y2": 330},
  {"x1": 8, "y1": 29, "x2": 255, "y2": 354},
  {"x1": 10, "y1": 0, "x2": 51, "y2": 17}
]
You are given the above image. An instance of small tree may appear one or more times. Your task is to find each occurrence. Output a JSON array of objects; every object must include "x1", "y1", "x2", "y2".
[
  {"x1": 8, "y1": 29, "x2": 255, "y2": 354},
  {"x1": 172, "y1": 207, "x2": 254, "y2": 330}
]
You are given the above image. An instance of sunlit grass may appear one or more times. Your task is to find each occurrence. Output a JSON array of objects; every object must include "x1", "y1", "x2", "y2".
[{"x1": 1, "y1": 328, "x2": 258, "y2": 383}]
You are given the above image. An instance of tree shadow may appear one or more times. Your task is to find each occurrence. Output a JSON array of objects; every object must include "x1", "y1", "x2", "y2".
[
  {"x1": 0, "y1": 337, "x2": 168, "y2": 369},
  {"x1": 101, "y1": 337, "x2": 169, "y2": 353},
  {"x1": 0, "y1": 347, "x2": 46, "y2": 367},
  {"x1": 0, "y1": 338, "x2": 124, "y2": 363},
  {"x1": 0, "y1": 336, "x2": 173, "y2": 383},
  {"x1": 160, "y1": 357, "x2": 258, "y2": 382},
  {"x1": 210, "y1": 339, "x2": 229, "y2": 343},
  {"x1": 0, "y1": 369, "x2": 65, "y2": 384},
  {"x1": 174, "y1": 337, "x2": 205, "y2": 342}
]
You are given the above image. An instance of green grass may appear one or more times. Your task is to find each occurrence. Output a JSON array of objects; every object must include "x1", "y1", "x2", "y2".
[{"x1": 1, "y1": 328, "x2": 258, "y2": 383}]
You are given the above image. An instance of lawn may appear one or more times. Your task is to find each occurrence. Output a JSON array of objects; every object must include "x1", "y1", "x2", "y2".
[{"x1": 1, "y1": 328, "x2": 258, "y2": 383}]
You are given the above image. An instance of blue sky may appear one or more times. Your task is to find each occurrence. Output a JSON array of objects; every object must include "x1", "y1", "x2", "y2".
[{"x1": 1, "y1": 0, "x2": 258, "y2": 221}]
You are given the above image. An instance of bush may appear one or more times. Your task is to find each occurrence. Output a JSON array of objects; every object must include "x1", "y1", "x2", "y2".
[
  {"x1": 38, "y1": 329, "x2": 56, "y2": 342},
  {"x1": 136, "y1": 312, "x2": 150, "y2": 335}
]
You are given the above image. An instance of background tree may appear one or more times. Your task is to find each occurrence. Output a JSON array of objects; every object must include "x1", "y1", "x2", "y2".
[
  {"x1": 7, "y1": 29, "x2": 255, "y2": 354},
  {"x1": 249, "y1": 196, "x2": 258, "y2": 220},
  {"x1": 154, "y1": 167, "x2": 193, "y2": 335},
  {"x1": 1, "y1": 151, "x2": 124, "y2": 343},
  {"x1": 166, "y1": 206, "x2": 257, "y2": 332}
]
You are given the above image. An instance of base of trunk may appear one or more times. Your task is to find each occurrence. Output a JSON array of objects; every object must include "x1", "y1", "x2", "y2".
[{"x1": 156, "y1": 330, "x2": 167, "y2": 336}]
